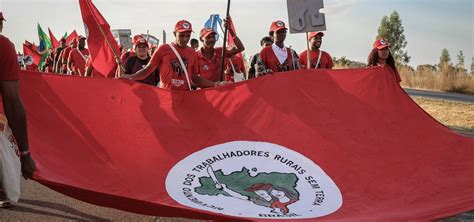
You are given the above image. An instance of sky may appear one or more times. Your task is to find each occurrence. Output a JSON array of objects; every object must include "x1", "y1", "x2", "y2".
[{"x1": 1, "y1": 0, "x2": 473, "y2": 70}]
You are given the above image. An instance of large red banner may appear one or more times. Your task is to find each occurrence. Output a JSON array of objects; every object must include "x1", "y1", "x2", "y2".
[{"x1": 20, "y1": 67, "x2": 473, "y2": 221}]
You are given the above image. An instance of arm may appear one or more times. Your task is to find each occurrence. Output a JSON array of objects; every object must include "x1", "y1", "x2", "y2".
[
  {"x1": 120, "y1": 62, "x2": 157, "y2": 81},
  {"x1": 0, "y1": 81, "x2": 36, "y2": 179},
  {"x1": 223, "y1": 17, "x2": 245, "y2": 57},
  {"x1": 192, "y1": 74, "x2": 220, "y2": 88}
]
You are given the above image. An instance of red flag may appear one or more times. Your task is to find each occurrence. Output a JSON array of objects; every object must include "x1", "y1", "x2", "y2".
[
  {"x1": 24, "y1": 40, "x2": 38, "y2": 52},
  {"x1": 66, "y1": 30, "x2": 78, "y2": 45},
  {"x1": 20, "y1": 67, "x2": 474, "y2": 221},
  {"x1": 226, "y1": 17, "x2": 243, "y2": 60},
  {"x1": 48, "y1": 28, "x2": 60, "y2": 49},
  {"x1": 79, "y1": 0, "x2": 120, "y2": 77},
  {"x1": 22, "y1": 43, "x2": 41, "y2": 71}
]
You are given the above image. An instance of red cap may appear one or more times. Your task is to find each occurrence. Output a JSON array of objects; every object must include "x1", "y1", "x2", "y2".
[
  {"x1": 373, "y1": 38, "x2": 389, "y2": 50},
  {"x1": 60, "y1": 37, "x2": 66, "y2": 42},
  {"x1": 76, "y1": 35, "x2": 86, "y2": 41},
  {"x1": 174, "y1": 20, "x2": 193, "y2": 33},
  {"x1": 269, "y1": 20, "x2": 287, "y2": 33},
  {"x1": 308, "y1": 32, "x2": 324, "y2": 41},
  {"x1": 199, "y1": 28, "x2": 217, "y2": 39},
  {"x1": 0, "y1": 12, "x2": 5, "y2": 21},
  {"x1": 133, "y1": 36, "x2": 148, "y2": 47}
]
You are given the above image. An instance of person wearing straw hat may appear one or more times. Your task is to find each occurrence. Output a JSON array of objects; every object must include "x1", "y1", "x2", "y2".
[{"x1": 120, "y1": 20, "x2": 228, "y2": 90}]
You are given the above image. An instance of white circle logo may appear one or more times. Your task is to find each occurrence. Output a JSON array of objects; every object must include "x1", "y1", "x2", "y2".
[
  {"x1": 183, "y1": 23, "x2": 190, "y2": 29},
  {"x1": 277, "y1": 21, "x2": 284, "y2": 27},
  {"x1": 166, "y1": 141, "x2": 343, "y2": 219},
  {"x1": 380, "y1": 40, "x2": 386, "y2": 45}
]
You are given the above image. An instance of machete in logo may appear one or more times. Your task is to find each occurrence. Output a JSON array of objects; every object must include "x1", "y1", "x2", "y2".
[{"x1": 165, "y1": 141, "x2": 342, "y2": 219}]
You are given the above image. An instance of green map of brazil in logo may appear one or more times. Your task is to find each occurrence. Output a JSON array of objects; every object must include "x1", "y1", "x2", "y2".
[{"x1": 166, "y1": 141, "x2": 343, "y2": 219}]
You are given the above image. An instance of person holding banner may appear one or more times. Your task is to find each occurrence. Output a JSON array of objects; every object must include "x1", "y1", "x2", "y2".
[
  {"x1": 67, "y1": 36, "x2": 89, "y2": 76},
  {"x1": 298, "y1": 32, "x2": 333, "y2": 69},
  {"x1": 368, "y1": 38, "x2": 401, "y2": 83},
  {"x1": 255, "y1": 20, "x2": 299, "y2": 76},
  {"x1": 120, "y1": 20, "x2": 228, "y2": 91},
  {"x1": 122, "y1": 36, "x2": 159, "y2": 86},
  {"x1": 248, "y1": 36, "x2": 273, "y2": 79},
  {"x1": 0, "y1": 20, "x2": 36, "y2": 207},
  {"x1": 197, "y1": 17, "x2": 245, "y2": 82}
]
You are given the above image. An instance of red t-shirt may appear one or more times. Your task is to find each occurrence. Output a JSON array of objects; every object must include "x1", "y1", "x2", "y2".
[
  {"x1": 298, "y1": 49, "x2": 334, "y2": 69},
  {"x1": 61, "y1": 46, "x2": 74, "y2": 63},
  {"x1": 68, "y1": 48, "x2": 90, "y2": 76},
  {"x1": 197, "y1": 47, "x2": 224, "y2": 82},
  {"x1": 259, "y1": 45, "x2": 298, "y2": 73},
  {"x1": 0, "y1": 35, "x2": 20, "y2": 81},
  {"x1": 224, "y1": 56, "x2": 246, "y2": 82},
  {"x1": 150, "y1": 43, "x2": 198, "y2": 91}
]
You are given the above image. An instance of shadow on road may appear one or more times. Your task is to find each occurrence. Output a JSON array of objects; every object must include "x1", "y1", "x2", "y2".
[{"x1": 9, "y1": 199, "x2": 110, "y2": 221}]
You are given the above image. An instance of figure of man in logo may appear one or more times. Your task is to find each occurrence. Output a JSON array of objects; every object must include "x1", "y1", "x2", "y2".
[{"x1": 268, "y1": 186, "x2": 299, "y2": 215}]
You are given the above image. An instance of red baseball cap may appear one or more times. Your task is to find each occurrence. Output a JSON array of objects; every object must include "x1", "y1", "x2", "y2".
[
  {"x1": 269, "y1": 20, "x2": 287, "y2": 33},
  {"x1": 133, "y1": 36, "x2": 148, "y2": 47},
  {"x1": 60, "y1": 37, "x2": 66, "y2": 42},
  {"x1": 0, "y1": 12, "x2": 5, "y2": 21},
  {"x1": 308, "y1": 32, "x2": 324, "y2": 41},
  {"x1": 174, "y1": 20, "x2": 193, "y2": 33},
  {"x1": 199, "y1": 28, "x2": 217, "y2": 39},
  {"x1": 373, "y1": 38, "x2": 389, "y2": 50}
]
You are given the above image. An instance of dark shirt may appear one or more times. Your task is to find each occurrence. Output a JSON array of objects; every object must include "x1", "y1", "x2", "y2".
[
  {"x1": 124, "y1": 56, "x2": 160, "y2": 86},
  {"x1": 248, "y1": 53, "x2": 259, "y2": 79}
]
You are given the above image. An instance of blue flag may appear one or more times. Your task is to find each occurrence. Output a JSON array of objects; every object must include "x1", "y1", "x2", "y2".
[{"x1": 204, "y1": 14, "x2": 222, "y2": 40}]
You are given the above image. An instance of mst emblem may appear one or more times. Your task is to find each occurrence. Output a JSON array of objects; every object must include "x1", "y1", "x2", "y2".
[{"x1": 166, "y1": 141, "x2": 342, "y2": 219}]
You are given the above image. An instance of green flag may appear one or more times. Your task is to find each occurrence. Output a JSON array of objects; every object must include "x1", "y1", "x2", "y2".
[{"x1": 37, "y1": 23, "x2": 52, "y2": 70}]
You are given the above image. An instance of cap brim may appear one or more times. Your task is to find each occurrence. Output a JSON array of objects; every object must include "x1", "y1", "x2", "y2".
[
  {"x1": 175, "y1": 29, "x2": 193, "y2": 33},
  {"x1": 201, "y1": 32, "x2": 217, "y2": 38},
  {"x1": 376, "y1": 45, "x2": 389, "y2": 49},
  {"x1": 272, "y1": 27, "x2": 287, "y2": 32}
]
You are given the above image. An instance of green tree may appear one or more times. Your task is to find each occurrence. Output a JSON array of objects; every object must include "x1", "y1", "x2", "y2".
[
  {"x1": 456, "y1": 50, "x2": 464, "y2": 68},
  {"x1": 376, "y1": 11, "x2": 410, "y2": 65},
  {"x1": 439, "y1": 48, "x2": 451, "y2": 68},
  {"x1": 471, "y1": 57, "x2": 474, "y2": 74}
]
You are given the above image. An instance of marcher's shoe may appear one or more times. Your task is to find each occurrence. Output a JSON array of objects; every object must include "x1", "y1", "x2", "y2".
[{"x1": 0, "y1": 190, "x2": 12, "y2": 208}]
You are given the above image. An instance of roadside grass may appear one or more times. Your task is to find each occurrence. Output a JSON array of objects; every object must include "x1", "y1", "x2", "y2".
[
  {"x1": 400, "y1": 66, "x2": 474, "y2": 95},
  {"x1": 412, "y1": 97, "x2": 474, "y2": 131}
]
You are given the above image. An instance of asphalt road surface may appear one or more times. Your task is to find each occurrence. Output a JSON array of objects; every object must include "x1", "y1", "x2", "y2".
[{"x1": 404, "y1": 88, "x2": 474, "y2": 103}]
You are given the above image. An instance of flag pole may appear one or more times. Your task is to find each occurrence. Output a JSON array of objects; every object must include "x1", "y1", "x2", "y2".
[
  {"x1": 306, "y1": 32, "x2": 310, "y2": 69},
  {"x1": 219, "y1": 0, "x2": 231, "y2": 81},
  {"x1": 84, "y1": 0, "x2": 125, "y2": 72}
]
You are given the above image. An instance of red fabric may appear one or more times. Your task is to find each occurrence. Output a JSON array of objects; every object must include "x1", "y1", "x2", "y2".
[
  {"x1": 23, "y1": 43, "x2": 42, "y2": 67},
  {"x1": 197, "y1": 47, "x2": 223, "y2": 81},
  {"x1": 79, "y1": 0, "x2": 120, "y2": 78},
  {"x1": 68, "y1": 48, "x2": 89, "y2": 76},
  {"x1": 259, "y1": 46, "x2": 297, "y2": 73},
  {"x1": 150, "y1": 43, "x2": 198, "y2": 90},
  {"x1": 224, "y1": 55, "x2": 245, "y2": 82},
  {"x1": 24, "y1": 40, "x2": 38, "y2": 52},
  {"x1": 66, "y1": 30, "x2": 78, "y2": 46},
  {"x1": 19, "y1": 66, "x2": 474, "y2": 221},
  {"x1": 48, "y1": 28, "x2": 60, "y2": 50},
  {"x1": 298, "y1": 49, "x2": 334, "y2": 69},
  {"x1": 0, "y1": 35, "x2": 19, "y2": 81}
]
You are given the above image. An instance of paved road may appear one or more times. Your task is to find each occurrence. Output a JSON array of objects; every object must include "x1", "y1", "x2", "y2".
[{"x1": 404, "y1": 88, "x2": 474, "y2": 103}]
